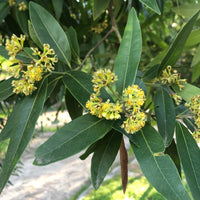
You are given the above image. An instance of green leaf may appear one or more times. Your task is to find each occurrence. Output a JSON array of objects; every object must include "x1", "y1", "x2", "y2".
[
  {"x1": 65, "y1": 88, "x2": 83, "y2": 120},
  {"x1": 91, "y1": 130, "x2": 122, "y2": 189},
  {"x1": 66, "y1": 26, "x2": 80, "y2": 58},
  {"x1": 0, "y1": 79, "x2": 47, "y2": 193},
  {"x1": 0, "y1": 78, "x2": 14, "y2": 102},
  {"x1": 176, "y1": 122, "x2": 200, "y2": 200},
  {"x1": 114, "y1": 8, "x2": 142, "y2": 95},
  {"x1": 63, "y1": 71, "x2": 111, "y2": 108},
  {"x1": 63, "y1": 71, "x2": 93, "y2": 108},
  {"x1": 173, "y1": 83, "x2": 200, "y2": 102},
  {"x1": 130, "y1": 124, "x2": 191, "y2": 200},
  {"x1": 164, "y1": 139, "x2": 181, "y2": 176},
  {"x1": 157, "y1": 11, "x2": 200, "y2": 76},
  {"x1": 34, "y1": 114, "x2": 113, "y2": 166},
  {"x1": 13, "y1": 6, "x2": 28, "y2": 34},
  {"x1": 29, "y1": 2, "x2": 71, "y2": 67},
  {"x1": 0, "y1": 46, "x2": 9, "y2": 59},
  {"x1": 51, "y1": 0, "x2": 63, "y2": 20},
  {"x1": 185, "y1": 29, "x2": 200, "y2": 48},
  {"x1": 172, "y1": 4, "x2": 200, "y2": 18},
  {"x1": 139, "y1": 0, "x2": 161, "y2": 15},
  {"x1": 93, "y1": 0, "x2": 110, "y2": 20},
  {"x1": 28, "y1": 21, "x2": 43, "y2": 49},
  {"x1": 0, "y1": 1, "x2": 10, "y2": 24},
  {"x1": 154, "y1": 87, "x2": 175, "y2": 147}
]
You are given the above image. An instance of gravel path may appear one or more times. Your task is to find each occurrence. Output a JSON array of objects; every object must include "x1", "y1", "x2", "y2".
[{"x1": 1, "y1": 132, "x2": 92, "y2": 200}]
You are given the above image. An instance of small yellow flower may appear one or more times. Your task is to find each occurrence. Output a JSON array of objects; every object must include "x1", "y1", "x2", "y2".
[{"x1": 18, "y1": 2, "x2": 27, "y2": 11}]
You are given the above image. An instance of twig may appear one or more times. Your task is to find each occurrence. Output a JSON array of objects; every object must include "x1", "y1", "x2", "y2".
[
  {"x1": 108, "y1": 0, "x2": 122, "y2": 43},
  {"x1": 80, "y1": 28, "x2": 114, "y2": 69}
]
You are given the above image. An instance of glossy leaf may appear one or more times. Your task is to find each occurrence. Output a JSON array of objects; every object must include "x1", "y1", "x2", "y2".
[
  {"x1": 114, "y1": 8, "x2": 142, "y2": 95},
  {"x1": 176, "y1": 122, "x2": 200, "y2": 200},
  {"x1": 63, "y1": 71, "x2": 93, "y2": 108},
  {"x1": 0, "y1": 46, "x2": 9, "y2": 59},
  {"x1": 65, "y1": 88, "x2": 83, "y2": 120},
  {"x1": 131, "y1": 124, "x2": 191, "y2": 200},
  {"x1": 0, "y1": 79, "x2": 47, "y2": 193},
  {"x1": 34, "y1": 114, "x2": 113, "y2": 166},
  {"x1": 29, "y1": 2, "x2": 71, "y2": 66},
  {"x1": 164, "y1": 139, "x2": 181, "y2": 176},
  {"x1": 91, "y1": 130, "x2": 122, "y2": 189},
  {"x1": 0, "y1": 78, "x2": 14, "y2": 102},
  {"x1": 154, "y1": 87, "x2": 175, "y2": 147},
  {"x1": 157, "y1": 11, "x2": 200, "y2": 76},
  {"x1": 93, "y1": 0, "x2": 110, "y2": 20},
  {"x1": 185, "y1": 29, "x2": 200, "y2": 48},
  {"x1": 63, "y1": 71, "x2": 111, "y2": 108},
  {"x1": 174, "y1": 83, "x2": 200, "y2": 102},
  {"x1": 28, "y1": 21, "x2": 43, "y2": 49},
  {"x1": 139, "y1": 0, "x2": 161, "y2": 15},
  {"x1": 66, "y1": 26, "x2": 80, "y2": 58}
]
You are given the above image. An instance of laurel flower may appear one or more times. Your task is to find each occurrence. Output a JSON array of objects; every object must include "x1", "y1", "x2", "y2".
[
  {"x1": 170, "y1": 93, "x2": 182, "y2": 105},
  {"x1": 92, "y1": 69, "x2": 117, "y2": 94},
  {"x1": 18, "y1": 2, "x2": 27, "y2": 11},
  {"x1": 91, "y1": 20, "x2": 108, "y2": 34},
  {"x1": 160, "y1": 65, "x2": 187, "y2": 90},
  {"x1": 121, "y1": 111, "x2": 146, "y2": 134},
  {"x1": 5, "y1": 34, "x2": 25, "y2": 58}
]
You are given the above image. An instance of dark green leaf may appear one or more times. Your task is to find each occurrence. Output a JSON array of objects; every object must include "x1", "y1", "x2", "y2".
[
  {"x1": 28, "y1": 21, "x2": 43, "y2": 49},
  {"x1": 13, "y1": 6, "x2": 28, "y2": 34},
  {"x1": 183, "y1": 118, "x2": 196, "y2": 133},
  {"x1": 0, "y1": 46, "x2": 9, "y2": 59},
  {"x1": 131, "y1": 124, "x2": 191, "y2": 200},
  {"x1": 66, "y1": 27, "x2": 80, "y2": 59},
  {"x1": 91, "y1": 130, "x2": 122, "y2": 189},
  {"x1": 63, "y1": 71, "x2": 93, "y2": 108},
  {"x1": 51, "y1": 0, "x2": 63, "y2": 20},
  {"x1": 29, "y1": 2, "x2": 71, "y2": 66},
  {"x1": 93, "y1": 0, "x2": 110, "y2": 20},
  {"x1": 176, "y1": 122, "x2": 200, "y2": 200},
  {"x1": 143, "y1": 64, "x2": 159, "y2": 81},
  {"x1": 65, "y1": 88, "x2": 83, "y2": 120},
  {"x1": 79, "y1": 140, "x2": 99, "y2": 160},
  {"x1": 63, "y1": 71, "x2": 111, "y2": 108},
  {"x1": 0, "y1": 79, "x2": 47, "y2": 193},
  {"x1": 139, "y1": 0, "x2": 161, "y2": 14},
  {"x1": 154, "y1": 87, "x2": 175, "y2": 147},
  {"x1": 114, "y1": 8, "x2": 142, "y2": 95},
  {"x1": 0, "y1": 78, "x2": 14, "y2": 102},
  {"x1": 164, "y1": 139, "x2": 181, "y2": 176},
  {"x1": 0, "y1": 1, "x2": 10, "y2": 24},
  {"x1": 157, "y1": 11, "x2": 200, "y2": 76},
  {"x1": 185, "y1": 29, "x2": 200, "y2": 48},
  {"x1": 34, "y1": 114, "x2": 113, "y2": 166}
]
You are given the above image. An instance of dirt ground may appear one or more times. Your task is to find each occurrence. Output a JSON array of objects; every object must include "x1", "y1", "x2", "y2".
[{"x1": 1, "y1": 132, "x2": 92, "y2": 200}]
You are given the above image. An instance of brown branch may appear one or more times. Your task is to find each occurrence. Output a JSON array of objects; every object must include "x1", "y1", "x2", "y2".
[
  {"x1": 120, "y1": 137, "x2": 128, "y2": 194},
  {"x1": 80, "y1": 28, "x2": 114, "y2": 69},
  {"x1": 108, "y1": 0, "x2": 122, "y2": 43}
]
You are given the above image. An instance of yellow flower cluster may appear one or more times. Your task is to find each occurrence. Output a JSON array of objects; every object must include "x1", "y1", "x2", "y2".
[
  {"x1": 8, "y1": 0, "x2": 16, "y2": 6},
  {"x1": 160, "y1": 65, "x2": 187, "y2": 90},
  {"x1": 5, "y1": 34, "x2": 58, "y2": 95},
  {"x1": 86, "y1": 69, "x2": 121, "y2": 120},
  {"x1": 86, "y1": 69, "x2": 146, "y2": 134},
  {"x1": 121, "y1": 85, "x2": 146, "y2": 133},
  {"x1": 92, "y1": 69, "x2": 117, "y2": 93},
  {"x1": 185, "y1": 95, "x2": 200, "y2": 142},
  {"x1": 170, "y1": 93, "x2": 182, "y2": 105},
  {"x1": 18, "y1": 2, "x2": 27, "y2": 11},
  {"x1": 91, "y1": 20, "x2": 108, "y2": 34}
]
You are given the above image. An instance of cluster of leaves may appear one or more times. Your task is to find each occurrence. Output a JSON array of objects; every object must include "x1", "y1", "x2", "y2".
[{"x1": 0, "y1": 0, "x2": 200, "y2": 200}]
